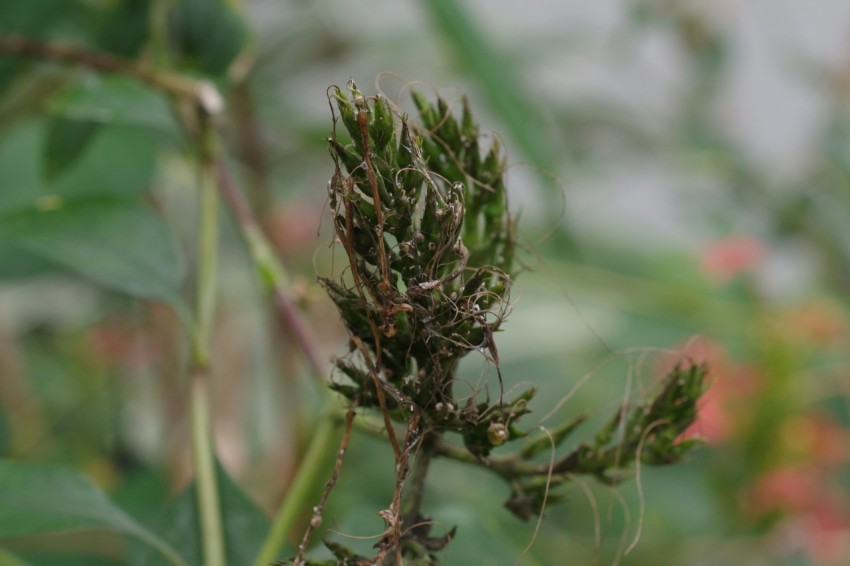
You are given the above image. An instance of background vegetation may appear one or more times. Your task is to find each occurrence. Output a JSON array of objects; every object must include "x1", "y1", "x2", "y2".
[{"x1": 1, "y1": 1, "x2": 849, "y2": 564}]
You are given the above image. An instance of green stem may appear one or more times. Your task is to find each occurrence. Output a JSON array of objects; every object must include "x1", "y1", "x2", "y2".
[
  {"x1": 214, "y1": 156, "x2": 342, "y2": 566},
  {"x1": 194, "y1": 156, "x2": 219, "y2": 364},
  {"x1": 253, "y1": 406, "x2": 343, "y2": 566},
  {"x1": 189, "y1": 366, "x2": 225, "y2": 566},
  {"x1": 400, "y1": 432, "x2": 436, "y2": 528},
  {"x1": 189, "y1": 141, "x2": 226, "y2": 566},
  {"x1": 0, "y1": 35, "x2": 221, "y2": 114}
]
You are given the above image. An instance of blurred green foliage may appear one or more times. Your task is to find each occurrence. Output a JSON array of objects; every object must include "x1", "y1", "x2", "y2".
[{"x1": 1, "y1": 0, "x2": 850, "y2": 565}]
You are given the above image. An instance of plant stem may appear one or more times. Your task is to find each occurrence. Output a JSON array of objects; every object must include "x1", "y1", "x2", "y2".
[
  {"x1": 0, "y1": 35, "x2": 222, "y2": 114},
  {"x1": 193, "y1": 156, "x2": 219, "y2": 364},
  {"x1": 189, "y1": 367, "x2": 225, "y2": 566},
  {"x1": 188, "y1": 138, "x2": 226, "y2": 566},
  {"x1": 400, "y1": 431, "x2": 436, "y2": 529}
]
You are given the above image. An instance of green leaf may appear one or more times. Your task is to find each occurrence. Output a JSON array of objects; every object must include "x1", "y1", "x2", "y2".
[
  {"x1": 47, "y1": 75, "x2": 179, "y2": 137},
  {"x1": 0, "y1": 59, "x2": 24, "y2": 100},
  {"x1": 91, "y1": 0, "x2": 153, "y2": 58},
  {"x1": 0, "y1": 460, "x2": 188, "y2": 566},
  {"x1": 166, "y1": 0, "x2": 249, "y2": 76},
  {"x1": 129, "y1": 462, "x2": 272, "y2": 566},
  {"x1": 0, "y1": 1, "x2": 83, "y2": 97},
  {"x1": 0, "y1": 0, "x2": 81, "y2": 35},
  {"x1": 43, "y1": 117, "x2": 102, "y2": 182},
  {"x1": 0, "y1": 122, "x2": 42, "y2": 214},
  {"x1": 50, "y1": 125, "x2": 160, "y2": 198},
  {"x1": 0, "y1": 118, "x2": 160, "y2": 224},
  {"x1": 0, "y1": 196, "x2": 188, "y2": 315},
  {"x1": 0, "y1": 244, "x2": 57, "y2": 280}
]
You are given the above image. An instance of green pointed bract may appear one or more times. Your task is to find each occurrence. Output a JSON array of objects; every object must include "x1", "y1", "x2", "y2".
[
  {"x1": 370, "y1": 94, "x2": 395, "y2": 152},
  {"x1": 334, "y1": 86, "x2": 363, "y2": 154},
  {"x1": 435, "y1": 97, "x2": 460, "y2": 147}
]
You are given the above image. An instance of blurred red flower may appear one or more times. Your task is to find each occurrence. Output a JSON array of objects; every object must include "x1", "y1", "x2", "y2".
[{"x1": 700, "y1": 235, "x2": 764, "y2": 283}]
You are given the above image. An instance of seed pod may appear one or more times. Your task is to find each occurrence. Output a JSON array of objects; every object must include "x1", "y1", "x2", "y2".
[{"x1": 487, "y1": 422, "x2": 509, "y2": 446}]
